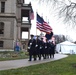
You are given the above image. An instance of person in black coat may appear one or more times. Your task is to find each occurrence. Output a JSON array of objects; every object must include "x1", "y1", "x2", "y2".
[
  {"x1": 35, "y1": 36, "x2": 41, "y2": 60},
  {"x1": 49, "y1": 41, "x2": 55, "y2": 58},
  {"x1": 28, "y1": 35, "x2": 36, "y2": 61},
  {"x1": 39, "y1": 38, "x2": 45, "y2": 59},
  {"x1": 44, "y1": 39, "x2": 49, "y2": 59},
  {"x1": 51, "y1": 41, "x2": 56, "y2": 58}
]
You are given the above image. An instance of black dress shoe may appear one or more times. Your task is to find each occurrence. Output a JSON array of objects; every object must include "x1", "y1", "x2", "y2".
[
  {"x1": 39, "y1": 58, "x2": 41, "y2": 60},
  {"x1": 39, "y1": 57, "x2": 41, "y2": 60},
  {"x1": 28, "y1": 60, "x2": 31, "y2": 61},
  {"x1": 34, "y1": 58, "x2": 36, "y2": 61}
]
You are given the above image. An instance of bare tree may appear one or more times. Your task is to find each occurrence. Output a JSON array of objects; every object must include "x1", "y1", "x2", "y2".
[
  {"x1": 59, "y1": 1, "x2": 76, "y2": 26},
  {"x1": 65, "y1": 35, "x2": 73, "y2": 41},
  {"x1": 36, "y1": 0, "x2": 76, "y2": 27},
  {"x1": 54, "y1": 34, "x2": 66, "y2": 44}
]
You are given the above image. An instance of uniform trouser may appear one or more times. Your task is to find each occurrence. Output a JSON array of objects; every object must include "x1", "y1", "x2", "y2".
[
  {"x1": 49, "y1": 52, "x2": 55, "y2": 58},
  {"x1": 29, "y1": 53, "x2": 37, "y2": 61},
  {"x1": 38, "y1": 53, "x2": 41, "y2": 60},
  {"x1": 33, "y1": 50, "x2": 37, "y2": 61},
  {"x1": 49, "y1": 49, "x2": 52, "y2": 58},
  {"x1": 28, "y1": 53, "x2": 32, "y2": 61},
  {"x1": 37, "y1": 50, "x2": 41, "y2": 60},
  {"x1": 40, "y1": 49, "x2": 45, "y2": 59},
  {"x1": 51, "y1": 48, "x2": 55, "y2": 58},
  {"x1": 49, "y1": 54, "x2": 52, "y2": 58},
  {"x1": 33, "y1": 54, "x2": 37, "y2": 60},
  {"x1": 28, "y1": 49, "x2": 33, "y2": 61},
  {"x1": 44, "y1": 49, "x2": 49, "y2": 59},
  {"x1": 44, "y1": 54, "x2": 49, "y2": 59}
]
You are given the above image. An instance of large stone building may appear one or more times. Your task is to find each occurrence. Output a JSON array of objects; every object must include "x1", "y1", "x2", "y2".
[{"x1": 0, "y1": 0, "x2": 32, "y2": 50}]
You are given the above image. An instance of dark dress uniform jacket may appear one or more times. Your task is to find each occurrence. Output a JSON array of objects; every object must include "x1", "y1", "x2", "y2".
[
  {"x1": 35, "y1": 39, "x2": 41, "y2": 55},
  {"x1": 39, "y1": 40, "x2": 45, "y2": 54},
  {"x1": 49, "y1": 42, "x2": 55, "y2": 54},
  {"x1": 44, "y1": 42, "x2": 49, "y2": 54},
  {"x1": 28, "y1": 39, "x2": 36, "y2": 55}
]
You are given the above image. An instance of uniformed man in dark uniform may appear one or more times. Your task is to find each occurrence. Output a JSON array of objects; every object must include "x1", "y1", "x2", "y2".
[
  {"x1": 50, "y1": 41, "x2": 56, "y2": 58},
  {"x1": 39, "y1": 38, "x2": 45, "y2": 59},
  {"x1": 35, "y1": 36, "x2": 41, "y2": 60},
  {"x1": 44, "y1": 39, "x2": 49, "y2": 59},
  {"x1": 28, "y1": 35, "x2": 36, "y2": 61},
  {"x1": 48, "y1": 41, "x2": 55, "y2": 58}
]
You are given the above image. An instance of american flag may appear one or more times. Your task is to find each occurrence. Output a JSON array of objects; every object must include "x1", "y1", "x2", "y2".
[
  {"x1": 36, "y1": 13, "x2": 52, "y2": 34},
  {"x1": 30, "y1": 4, "x2": 34, "y2": 20},
  {"x1": 43, "y1": 22, "x2": 52, "y2": 33}
]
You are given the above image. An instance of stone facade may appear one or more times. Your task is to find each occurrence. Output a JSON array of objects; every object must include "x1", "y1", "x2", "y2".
[{"x1": 0, "y1": 0, "x2": 31, "y2": 50}]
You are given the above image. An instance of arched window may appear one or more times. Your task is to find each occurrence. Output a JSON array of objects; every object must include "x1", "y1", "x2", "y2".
[{"x1": 0, "y1": 22, "x2": 4, "y2": 34}]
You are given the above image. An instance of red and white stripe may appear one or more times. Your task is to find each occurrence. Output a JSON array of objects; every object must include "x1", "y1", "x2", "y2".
[
  {"x1": 30, "y1": 13, "x2": 34, "y2": 20},
  {"x1": 36, "y1": 21, "x2": 52, "y2": 34}
]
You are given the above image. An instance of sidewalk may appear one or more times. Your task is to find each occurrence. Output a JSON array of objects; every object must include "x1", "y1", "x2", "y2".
[{"x1": 0, "y1": 54, "x2": 68, "y2": 71}]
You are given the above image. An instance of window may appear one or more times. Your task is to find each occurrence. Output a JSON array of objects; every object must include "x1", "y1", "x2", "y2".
[
  {"x1": 0, "y1": 22, "x2": 4, "y2": 34},
  {"x1": 1, "y1": 2, "x2": 5, "y2": 13},
  {"x1": 0, "y1": 41, "x2": 3, "y2": 47}
]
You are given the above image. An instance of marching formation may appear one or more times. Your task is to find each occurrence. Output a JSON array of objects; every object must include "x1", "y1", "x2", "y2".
[{"x1": 27, "y1": 35, "x2": 56, "y2": 61}]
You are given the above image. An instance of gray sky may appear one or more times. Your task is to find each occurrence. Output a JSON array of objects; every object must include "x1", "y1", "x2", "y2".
[{"x1": 23, "y1": 0, "x2": 76, "y2": 41}]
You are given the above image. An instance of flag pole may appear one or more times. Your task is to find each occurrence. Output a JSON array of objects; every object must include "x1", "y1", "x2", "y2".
[
  {"x1": 40, "y1": 13, "x2": 43, "y2": 38},
  {"x1": 36, "y1": 11, "x2": 38, "y2": 36},
  {"x1": 36, "y1": 26, "x2": 37, "y2": 36}
]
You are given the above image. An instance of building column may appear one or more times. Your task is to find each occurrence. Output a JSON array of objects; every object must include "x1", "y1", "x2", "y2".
[
  {"x1": 28, "y1": 28, "x2": 30, "y2": 40},
  {"x1": 17, "y1": 23, "x2": 21, "y2": 40},
  {"x1": 16, "y1": 23, "x2": 22, "y2": 50}
]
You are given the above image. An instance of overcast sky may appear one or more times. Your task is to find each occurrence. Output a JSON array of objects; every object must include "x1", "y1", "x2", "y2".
[{"x1": 23, "y1": 0, "x2": 76, "y2": 41}]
